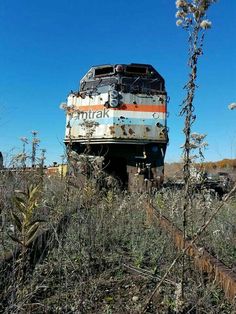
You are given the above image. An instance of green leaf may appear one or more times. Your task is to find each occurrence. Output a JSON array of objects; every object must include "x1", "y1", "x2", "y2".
[
  {"x1": 11, "y1": 212, "x2": 22, "y2": 232},
  {"x1": 29, "y1": 185, "x2": 40, "y2": 202},
  {"x1": 14, "y1": 195, "x2": 25, "y2": 205},
  {"x1": 15, "y1": 189, "x2": 27, "y2": 197},
  {"x1": 25, "y1": 226, "x2": 39, "y2": 247},
  {"x1": 105, "y1": 296, "x2": 114, "y2": 303},
  {"x1": 26, "y1": 223, "x2": 39, "y2": 246},
  {"x1": 27, "y1": 221, "x2": 39, "y2": 234},
  {"x1": 14, "y1": 196, "x2": 26, "y2": 212},
  {"x1": 28, "y1": 202, "x2": 36, "y2": 213},
  {"x1": 8, "y1": 234, "x2": 24, "y2": 246},
  {"x1": 26, "y1": 219, "x2": 46, "y2": 228}
]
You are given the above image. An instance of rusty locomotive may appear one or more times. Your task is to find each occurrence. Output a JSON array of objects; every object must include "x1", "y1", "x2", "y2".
[{"x1": 64, "y1": 63, "x2": 168, "y2": 190}]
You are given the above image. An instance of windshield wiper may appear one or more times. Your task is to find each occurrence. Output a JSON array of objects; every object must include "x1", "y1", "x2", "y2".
[{"x1": 131, "y1": 76, "x2": 141, "y2": 87}]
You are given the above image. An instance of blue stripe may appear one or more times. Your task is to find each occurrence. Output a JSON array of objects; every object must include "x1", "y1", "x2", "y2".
[{"x1": 71, "y1": 117, "x2": 165, "y2": 126}]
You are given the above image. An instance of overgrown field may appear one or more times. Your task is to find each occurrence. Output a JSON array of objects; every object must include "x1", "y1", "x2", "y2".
[{"x1": 0, "y1": 169, "x2": 235, "y2": 313}]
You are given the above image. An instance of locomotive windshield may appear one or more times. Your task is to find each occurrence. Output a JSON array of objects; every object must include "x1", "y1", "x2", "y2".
[
  {"x1": 81, "y1": 77, "x2": 118, "y2": 94},
  {"x1": 121, "y1": 77, "x2": 164, "y2": 93}
]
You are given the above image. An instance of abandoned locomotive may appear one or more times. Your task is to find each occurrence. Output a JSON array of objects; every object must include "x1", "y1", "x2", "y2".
[{"x1": 64, "y1": 63, "x2": 168, "y2": 190}]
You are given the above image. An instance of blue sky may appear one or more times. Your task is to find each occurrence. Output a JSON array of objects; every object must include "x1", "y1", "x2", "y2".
[{"x1": 0, "y1": 0, "x2": 235, "y2": 165}]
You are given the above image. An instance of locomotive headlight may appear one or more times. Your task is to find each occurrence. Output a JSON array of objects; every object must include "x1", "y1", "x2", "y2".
[
  {"x1": 115, "y1": 64, "x2": 124, "y2": 72},
  {"x1": 110, "y1": 90, "x2": 118, "y2": 98},
  {"x1": 110, "y1": 99, "x2": 119, "y2": 108},
  {"x1": 109, "y1": 89, "x2": 119, "y2": 108}
]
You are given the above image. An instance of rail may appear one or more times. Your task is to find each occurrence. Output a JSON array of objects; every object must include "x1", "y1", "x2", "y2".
[{"x1": 145, "y1": 201, "x2": 236, "y2": 303}]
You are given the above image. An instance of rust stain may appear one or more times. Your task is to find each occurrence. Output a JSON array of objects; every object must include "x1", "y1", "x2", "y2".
[
  {"x1": 146, "y1": 202, "x2": 236, "y2": 303},
  {"x1": 109, "y1": 126, "x2": 115, "y2": 135},
  {"x1": 128, "y1": 128, "x2": 135, "y2": 135},
  {"x1": 120, "y1": 125, "x2": 127, "y2": 136}
]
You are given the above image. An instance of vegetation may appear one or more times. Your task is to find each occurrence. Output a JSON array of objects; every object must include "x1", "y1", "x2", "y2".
[
  {"x1": 0, "y1": 1, "x2": 235, "y2": 313},
  {"x1": 0, "y1": 161, "x2": 235, "y2": 313}
]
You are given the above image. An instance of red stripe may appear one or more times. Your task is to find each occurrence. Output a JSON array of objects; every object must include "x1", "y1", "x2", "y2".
[{"x1": 73, "y1": 104, "x2": 166, "y2": 113}]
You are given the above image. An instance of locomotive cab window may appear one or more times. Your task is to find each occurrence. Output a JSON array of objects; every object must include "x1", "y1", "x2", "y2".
[
  {"x1": 121, "y1": 77, "x2": 165, "y2": 93},
  {"x1": 125, "y1": 66, "x2": 147, "y2": 75},
  {"x1": 94, "y1": 67, "x2": 114, "y2": 77}
]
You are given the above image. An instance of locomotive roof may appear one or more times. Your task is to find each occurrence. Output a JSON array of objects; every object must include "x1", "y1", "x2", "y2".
[{"x1": 80, "y1": 63, "x2": 165, "y2": 83}]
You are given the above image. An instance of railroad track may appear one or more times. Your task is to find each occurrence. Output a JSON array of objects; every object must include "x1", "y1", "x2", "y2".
[{"x1": 145, "y1": 200, "x2": 236, "y2": 303}]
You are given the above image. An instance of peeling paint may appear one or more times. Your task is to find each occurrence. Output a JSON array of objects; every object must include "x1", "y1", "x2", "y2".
[
  {"x1": 128, "y1": 128, "x2": 135, "y2": 135},
  {"x1": 121, "y1": 125, "x2": 127, "y2": 136},
  {"x1": 109, "y1": 126, "x2": 115, "y2": 135},
  {"x1": 64, "y1": 65, "x2": 168, "y2": 143}
]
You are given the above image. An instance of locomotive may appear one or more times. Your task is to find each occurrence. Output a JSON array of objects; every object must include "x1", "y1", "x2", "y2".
[{"x1": 64, "y1": 63, "x2": 168, "y2": 190}]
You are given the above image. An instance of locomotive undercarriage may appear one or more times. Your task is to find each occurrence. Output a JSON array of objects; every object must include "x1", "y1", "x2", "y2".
[{"x1": 69, "y1": 142, "x2": 167, "y2": 191}]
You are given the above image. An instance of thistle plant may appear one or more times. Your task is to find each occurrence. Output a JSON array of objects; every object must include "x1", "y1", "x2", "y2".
[
  {"x1": 190, "y1": 132, "x2": 208, "y2": 160},
  {"x1": 176, "y1": 0, "x2": 217, "y2": 186},
  {"x1": 176, "y1": 0, "x2": 217, "y2": 304},
  {"x1": 228, "y1": 102, "x2": 236, "y2": 110},
  {"x1": 188, "y1": 132, "x2": 208, "y2": 180},
  {"x1": 176, "y1": 0, "x2": 216, "y2": 247},
  {"x1": 31, "y1": 130, "x2": 40, "y2": 168},
  {"x1": 176, "y1": 1, "x2": 217, "y2": 170},
  {"x1": 20, "y1": 137, "x2": 28, "y2": 169}
]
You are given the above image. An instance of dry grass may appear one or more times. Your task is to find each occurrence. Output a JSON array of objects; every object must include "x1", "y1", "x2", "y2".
[{"x1": 0, "y1": 168, "x2": 235, "y2": 313}]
